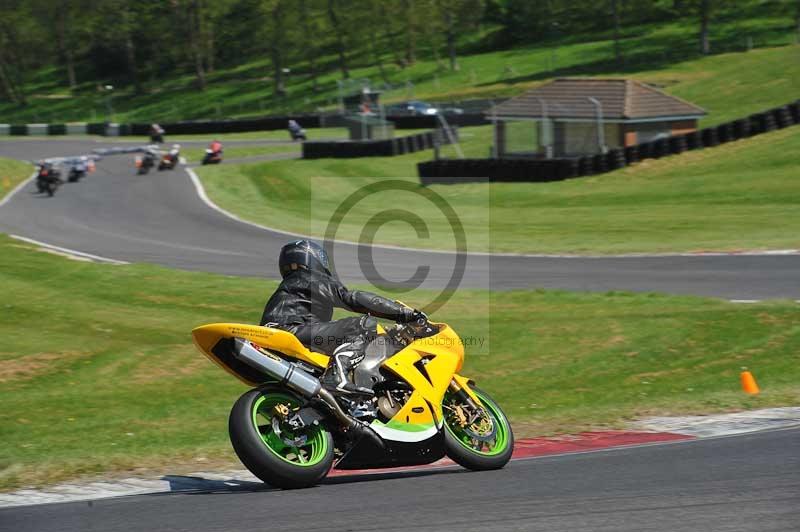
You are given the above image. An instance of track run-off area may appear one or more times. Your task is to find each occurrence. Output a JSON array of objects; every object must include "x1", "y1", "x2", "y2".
[{"x1": 1, "y1": 139, "x2": 799, "y2": 299}]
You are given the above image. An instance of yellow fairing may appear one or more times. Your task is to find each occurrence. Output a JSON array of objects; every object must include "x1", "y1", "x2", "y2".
[
  {"x1": 381, "y1": 323, "x2": 464, "y2": 429},
  {"x1": 192, "y1": 323, "x2": 329, "y2": 385}
]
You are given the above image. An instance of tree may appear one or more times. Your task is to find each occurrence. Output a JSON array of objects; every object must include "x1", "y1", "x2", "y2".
[
  {"x1": 699, "y1": 0, "x2": 711, "y2": 54},
  {"x1": 327, "y1": 0, "x2": 349, "y2": 79},
  {"x1": 433, "y1": 0, "x2": 483, "y2": 71},
  {"x1": 299, "y1": 0, "x2": 320, "y2": 92},
  {"x1": 0, "y1": 2, "x2": 42, "y2": 104},
  {"x1": 611, "y1": 0, "x2": 622, "y2": 66}
]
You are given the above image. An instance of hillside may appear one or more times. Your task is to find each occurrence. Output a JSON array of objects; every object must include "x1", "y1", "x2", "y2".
[{"x1": 0, "y1": 4, "x2": 797, "y2": 125}]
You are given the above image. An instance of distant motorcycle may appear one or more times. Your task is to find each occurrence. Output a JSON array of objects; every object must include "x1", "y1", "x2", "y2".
[
  {"x1": 150, "y1": 123, "x2": 165, "y2": 144},
  {"x1": 288, "y1": 120, "x2": 307, "y2": 141},
  {"x1": 202, "y1": 141, "x2": 223, "y2": 165},
  {"x1": 158, "y1": 145, "x2": 181, "y2": 171},
  {"x1": 135, "y1": 149, "x2": 158, "y2": 175},
  {"x1": 36, "y1": 162, "x2": 63, "y2": 197},
  {"x1": 67, "y1": 157, "x2": 95, "y2": 182}
]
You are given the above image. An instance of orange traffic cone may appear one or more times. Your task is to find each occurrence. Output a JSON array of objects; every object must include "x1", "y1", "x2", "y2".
[{"x1": 740, "y1": 371, "x2": 760, "y2": 395}]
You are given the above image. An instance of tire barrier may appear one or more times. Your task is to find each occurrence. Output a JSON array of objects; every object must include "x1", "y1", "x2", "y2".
[
  {"x1": 592, "y1": 153, "x2": 608, "y2": 173},
  {"x1": 624, "y1": 145, "x2": 639, "y2": 164},
  {"x1": 302, "y1": 130, "x2": 456, "y2": 159},
  {"x1": 418, "y1": 98, "x2": 800, "y2": 185},
  {"x1": 418, "y1": 157, "x2": 595, "y2": 185},
  {"x1": 771, "y1": 105, "x2": 793, "y2": 129},
  {"x1": 668, "y1": 135, "x2": 688, "y2": 155},
  {"x1": 685, "y1": 130, "x2": 702, "y2": 150},
  {"x1": 605, "y1": 148, "x2": 626, "y2": 170},
  {"x1": 700, "y1": 127, "x2": 719, "y2": 147},
  {"x1": 716, "y1": 122, "x2": 734, "y2": 143},
  {"x1": 732, "y1": 118, "x2": 751, "y2": 140},
  {"x1": 788, "y1": 101, "x2": 800, "y2": 124},
  {"x1": 749, "y1": 112, "x2": 776, "y2": 134},
  {"x1": 578, "y1": 156, "x2": 594, "y2": 176}
]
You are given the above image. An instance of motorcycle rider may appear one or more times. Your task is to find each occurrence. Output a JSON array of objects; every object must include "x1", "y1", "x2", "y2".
[
  {"x1": 209, "y1": 139, "x2": 222, "y2": 155},
  {"x1": 260, "y1": 240, "x2": 425, "y2": 395},
  {"x1": 168, "y1": 144, "x2": 181, "y2": 163}
]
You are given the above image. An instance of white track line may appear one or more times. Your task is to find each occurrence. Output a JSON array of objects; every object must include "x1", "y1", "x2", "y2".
[
  {"x1": 0, "y1": 170, "x2": 37, "y2": 208},
  {"x1": 185, "y1": 168, "x2": 800, "y2": 259},
  {"x1": 10, "y1": 234, "x2": 129, "y2": 265}
]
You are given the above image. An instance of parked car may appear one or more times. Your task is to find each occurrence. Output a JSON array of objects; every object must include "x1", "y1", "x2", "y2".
[{"x1": 387, "y1": 100, "x2": 464, "y2": 116}]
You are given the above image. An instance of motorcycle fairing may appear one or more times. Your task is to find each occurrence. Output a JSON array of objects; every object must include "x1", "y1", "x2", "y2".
[
  {"x1": 335, "y1": 428, "x2": 446, "y2": 470},
  {"x1": 192, "y1": 323, "x2": 329, "y2": 385}
]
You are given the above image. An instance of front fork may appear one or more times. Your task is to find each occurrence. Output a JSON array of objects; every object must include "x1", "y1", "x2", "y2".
[{"x1": 449, "y1": 375, "x2": 482, "y2": 406}]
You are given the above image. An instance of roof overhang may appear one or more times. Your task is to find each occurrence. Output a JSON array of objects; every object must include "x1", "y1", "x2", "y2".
[{"x1": 490, "y1": 114, "x2": 705, "y2": 123}]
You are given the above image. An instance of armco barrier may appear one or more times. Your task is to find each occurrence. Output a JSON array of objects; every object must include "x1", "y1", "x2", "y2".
[
  {"x1": 47, "y1": 124, "x2": 66, "y2": 136},
  {"x1": 9, "y1": 125, "x2": 26, "y2": 135},
  {"x1": 0, "y1": 124, "x2": 9, "y2": 135},
  {"x1": 27, "y1": 124, "x2": 48, "y2": 136},
  {"x1": 66, "y1": 123, "x2": 87, "y2": 135}
]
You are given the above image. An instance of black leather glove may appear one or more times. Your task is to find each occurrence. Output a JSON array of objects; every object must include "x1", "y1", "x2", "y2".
[{"x1": 409, "y1": 309, "x2": 428, "y2": 324}]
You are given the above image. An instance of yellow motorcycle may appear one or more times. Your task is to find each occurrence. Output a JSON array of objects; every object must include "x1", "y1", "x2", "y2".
[{"x1": 191, "y1": 318, "x2": 513, "y2": 488}]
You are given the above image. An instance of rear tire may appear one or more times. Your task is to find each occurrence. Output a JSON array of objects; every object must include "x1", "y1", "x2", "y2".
[
  {"x1": 229, "y1": 387, "x2": 333, "y2": 489},
  {"x1": 443, "y1": 386, "x2": 514, "y2": 471}
]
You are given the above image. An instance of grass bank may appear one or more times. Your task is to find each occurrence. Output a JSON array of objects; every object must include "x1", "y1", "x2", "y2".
[
  {"x1": 1, "y1": 234, "x2": 799, "y2": 490},
  {"x1": 1, "y1": 11, "x2": 796, "y2": 125},
  {"x1": 197, "y1": 126, "x2": 800, "y2": 254},
  {"x1": 0, "y1": 158, "x2": 34, "y2": 200}
]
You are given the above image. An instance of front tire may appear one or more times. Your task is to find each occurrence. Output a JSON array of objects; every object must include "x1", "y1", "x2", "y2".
[
  {"x1": 443, "y1": 386, "x2": 514, "y2": 471},
  {"x1": 229, "y1": 387, "x2": 334, "y2": 489}
]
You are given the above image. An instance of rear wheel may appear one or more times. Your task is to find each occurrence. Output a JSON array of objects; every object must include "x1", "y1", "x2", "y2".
[
  {"x1": 443, "y1": 386, "x2": 514, "y2": 470},
  {"x1": 229, "y1": 387, "x2": 333, "y2": 489}
]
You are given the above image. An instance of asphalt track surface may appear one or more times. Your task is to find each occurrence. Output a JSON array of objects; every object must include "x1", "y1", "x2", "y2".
[
  {"x1": 2, "y1": 427, "x2": 798, "y2": 532},
  {"x1": 1, "y1": 139, "x2": 799, "y2": 299}
]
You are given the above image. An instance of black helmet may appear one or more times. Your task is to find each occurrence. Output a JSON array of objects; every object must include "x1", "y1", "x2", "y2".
[{"x1": 278, "y1": 240, "x2": 331, "y2": 278}]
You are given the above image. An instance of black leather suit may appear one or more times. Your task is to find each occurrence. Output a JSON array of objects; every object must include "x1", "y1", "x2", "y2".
[{"x1": 260, "y1": 269, "x2": 413, "y2": 357}]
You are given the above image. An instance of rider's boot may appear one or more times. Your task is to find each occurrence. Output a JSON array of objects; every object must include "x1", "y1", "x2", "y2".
[{"x1": 320, "y1": 339, "x2": 373, "y2": 396}]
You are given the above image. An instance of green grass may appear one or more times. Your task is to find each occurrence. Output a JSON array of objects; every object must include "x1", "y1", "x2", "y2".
[
  {"x1": 197, "y1": 125, "x2": 800, "y2": 254},
  {"x1": 1, "y1": 233, "x2": 799, "y2": 490},
  {"x1": 0, "y1": 9, "x2": 796, "y2": 125},
  {"x1": 0, "y1": 158, "x2": 33, "y2": 200}
]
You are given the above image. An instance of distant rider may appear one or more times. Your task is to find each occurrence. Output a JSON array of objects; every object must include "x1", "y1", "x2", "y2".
[{"x1": 260, "y1": 240, "x2": 426, "y2": 395}]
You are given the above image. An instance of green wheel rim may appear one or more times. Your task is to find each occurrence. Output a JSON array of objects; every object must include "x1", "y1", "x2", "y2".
[
  {"x1": 445, "y1": 389, "x2": 510, "y2": 457},
  {"x1": 251, "y1": 393, "x2": 329, "y2": 467}
]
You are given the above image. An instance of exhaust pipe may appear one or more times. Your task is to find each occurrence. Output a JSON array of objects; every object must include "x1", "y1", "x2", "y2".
[
  {"x1": 232, "y1": 338, "x2": 381, "y2": 446},
  {"x1": 233, "y1": 337, "x2": 321, "y2": 397}
]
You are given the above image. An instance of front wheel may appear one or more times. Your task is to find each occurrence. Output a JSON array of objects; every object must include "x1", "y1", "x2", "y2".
[
  {"x1": 229, "y1": 387, "x2": 334, "y2": 489},
  {"x1": 443, "y1": 386, "x2": 514, "y2": 471}
]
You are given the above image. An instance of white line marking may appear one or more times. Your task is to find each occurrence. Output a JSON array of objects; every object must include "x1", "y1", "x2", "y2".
[
  {"x1": 0, "y1": 170, "x2": 37, "y2": 208},
  {"x1": 729, "y1": 299, "x2": 761, "y2": 303},
  {"x1": 10, "y1": 234, "x2": 130, "y2": 265},
  {"x1": 185, "y1": 168, "x2": 800, "y2": 259}
]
